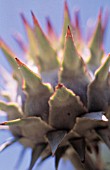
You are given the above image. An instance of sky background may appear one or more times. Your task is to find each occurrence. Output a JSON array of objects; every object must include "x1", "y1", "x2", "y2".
[{"x1": 0, "y1": 0, "x2": 110, "y2": 170}]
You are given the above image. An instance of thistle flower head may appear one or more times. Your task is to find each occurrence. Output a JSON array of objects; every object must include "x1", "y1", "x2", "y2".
[{"x1": 0, "y1": 2, "x2": 110, "y2": 170}]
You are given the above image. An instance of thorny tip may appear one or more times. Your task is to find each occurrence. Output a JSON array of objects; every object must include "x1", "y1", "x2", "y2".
[
  {"x1": 98, "y1": 7, "x2": 103, "y2": 21},
  {"x1": 21, "y1": 13, "x2": 29, "y2": 27},
  {"x1": 64, "y1": 1, "x2": 69, "y2": 13},
  {"x1": 46, "y1": 17, "x2": 53, "y2": 32},
  {"x1": 15, "y1": 58, "x2": 24, "y2": 67},
  {"x1": 56, "y1": 84, "x2": 64, "y2": 90},
  {"x1": 31, "y1": 11, "x2": 39, "y2": 26},
  {"x1": 0, "y1": 118, "x2": 21, "y2": 126},
  {"x1": 0, "y1": 122, "x2": 8, "y2": 125},
  {"x1": 14, "y1": 33, "x2": 27, "y2": 53},
  {"x1": 66, "y1": 25, "x2": 72, "y2": 38},
  {"x1": 0, "y1": 38, "x2": 6, "y2": 47},
  {"x1": 74, "y1": 10, "x2": 80, "y2": 27}
]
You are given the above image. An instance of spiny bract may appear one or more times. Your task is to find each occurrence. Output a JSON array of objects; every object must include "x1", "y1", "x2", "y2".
[{"x1": 0, "y1": 2, "x2": 110, "y2": 170}]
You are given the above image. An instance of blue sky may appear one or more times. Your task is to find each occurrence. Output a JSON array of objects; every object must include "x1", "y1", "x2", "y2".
[{"x1": 0, "y1": 0, "x2": 110, "y2": 170}]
